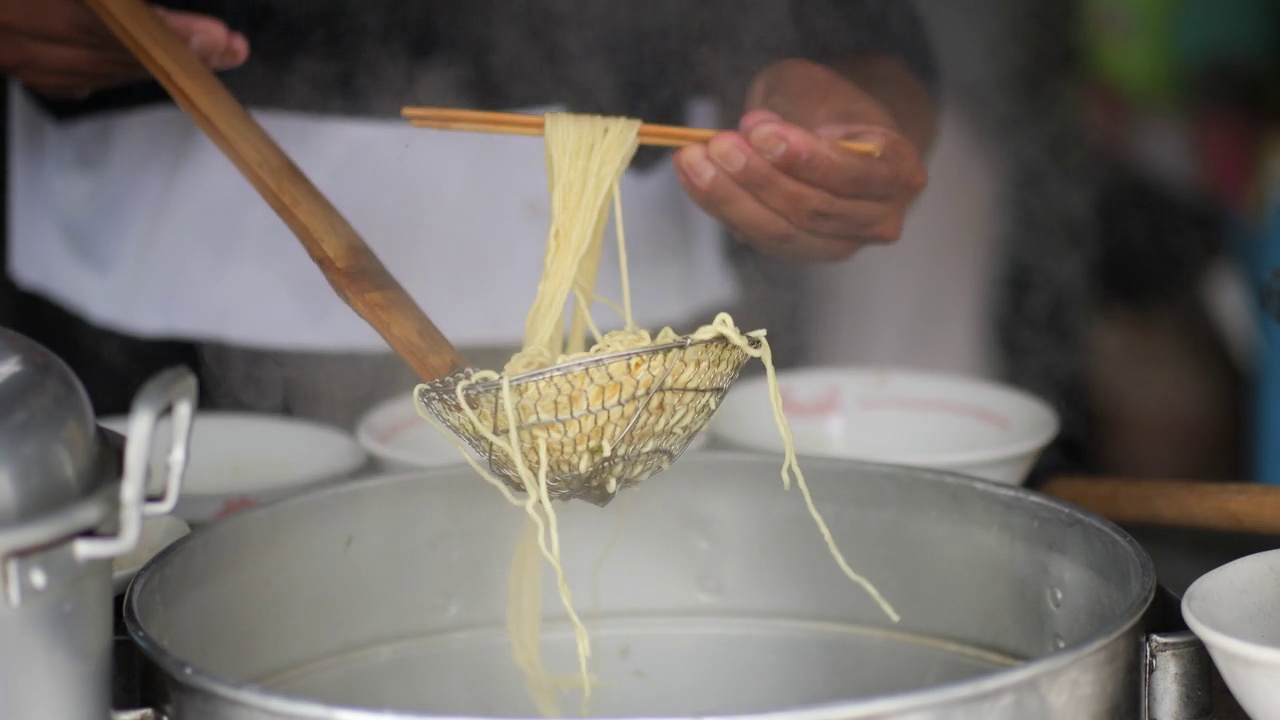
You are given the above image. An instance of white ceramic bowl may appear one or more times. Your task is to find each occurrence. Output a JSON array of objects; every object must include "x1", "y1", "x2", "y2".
[
  {"x1": 111, "y1": 515, "x2": 190, "y2": 595},
  {"x1": 356, "y1": 392, "x2": 710, "y2": 471},
  {"x1": 100, "y1": 411, "x2": 368, "y2": 523},
  {"x1": 706, "y1": 367, "x2": 1060, "y2": 485},
  {"x1": 355, "y1": 393, "x2": 476, "y2": 471},
  {"x1": 1182, "y1": 549, "x2": 1280, "y2": 720}
]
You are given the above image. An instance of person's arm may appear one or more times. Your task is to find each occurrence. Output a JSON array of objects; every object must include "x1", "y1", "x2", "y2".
[
  {"x1": 0, "y1": 0, "x2": 246, "y2": 102},
  {"x1": 677, "y1": 1, "x2": 939, "y2": 263}
]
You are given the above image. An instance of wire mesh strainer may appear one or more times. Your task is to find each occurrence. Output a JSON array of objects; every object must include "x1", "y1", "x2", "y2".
[{"x1": 415, "y1": 334, "x2": 758, "y2": 506}]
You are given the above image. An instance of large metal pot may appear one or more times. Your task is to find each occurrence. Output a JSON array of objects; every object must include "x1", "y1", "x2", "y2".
[
  {"x1": 126, "y1": 454, "x2": 1210, "y2": 719},
  {"x1": 0, "y1": 328, "x2": 197, "y2": 720}
]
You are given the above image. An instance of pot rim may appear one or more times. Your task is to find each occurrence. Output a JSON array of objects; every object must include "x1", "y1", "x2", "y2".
[{"x1": 125, "y1": 453, "x2": 1157, "y2": 720}]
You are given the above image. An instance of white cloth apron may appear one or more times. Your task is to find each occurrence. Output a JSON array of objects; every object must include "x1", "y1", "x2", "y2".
[{"x1": 6, "y1": 83, "x2": 738, "y2": 352}]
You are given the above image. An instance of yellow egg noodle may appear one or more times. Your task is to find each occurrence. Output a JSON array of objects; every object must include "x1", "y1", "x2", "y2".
[{"x1": 415, "y1": 112, "x2": 896, "y2": 718}]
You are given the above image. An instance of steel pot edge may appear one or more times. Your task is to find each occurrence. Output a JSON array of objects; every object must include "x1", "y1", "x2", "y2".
[{"x1": 121, "y1": 453, "x2": 1207, "y2": 720}]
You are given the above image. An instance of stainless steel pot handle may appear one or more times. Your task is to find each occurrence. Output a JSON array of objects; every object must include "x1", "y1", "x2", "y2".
[
  {"x1": 1144, "y1": 629, "x2": 1214, "y2": 719},
  {"x1": 112, "y1": 710, "x2": 165, "y2": 720},
  {"x1": 75, "y1": 367, "x2": 197, "y2": 561}
]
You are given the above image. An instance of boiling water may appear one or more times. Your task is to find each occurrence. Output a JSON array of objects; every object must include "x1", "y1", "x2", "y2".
[{"x1": 257, "y1": 616, "x2": 1021, "y2": 718}]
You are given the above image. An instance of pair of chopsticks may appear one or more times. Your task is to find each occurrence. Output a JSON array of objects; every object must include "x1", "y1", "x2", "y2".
[{"x1": 400, "y1": 107, "x2": 881, "y2": 157}]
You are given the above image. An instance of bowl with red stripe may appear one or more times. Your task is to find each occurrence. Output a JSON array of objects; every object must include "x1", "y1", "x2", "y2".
[
  {"x1": 355, "y1": 393, "x2": 476, "y2": 472},
  {"x1": 100, "y1": 412, "x2": 368, "y2": 523},
  {"x1": 706, "y1": 367, "x2": 1059, "y2": 485}
]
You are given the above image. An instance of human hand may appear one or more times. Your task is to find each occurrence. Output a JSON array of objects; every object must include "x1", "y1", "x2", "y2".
[
  {"x1": 0, "y1": 0, "x2": 248, "y2": 100},
  {"x1": 675, "y1": 59, "x2": 928, "y2": 263}
]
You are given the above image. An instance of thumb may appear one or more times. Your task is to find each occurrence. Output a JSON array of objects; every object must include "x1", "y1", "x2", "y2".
[
  {"x1": 813, "y1": 123, "x2": 891, "y2": 144},
  {"x1": 815, "y1": 124, "x2": 888, "y2": 156},
  {"x1": 151, "y1": 6, "x2": 249, "y2": 69}
]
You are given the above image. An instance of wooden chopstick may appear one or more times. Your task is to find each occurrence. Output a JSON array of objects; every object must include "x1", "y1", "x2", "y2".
[{"x1": 401, "y1": 107, "x2": 882, "y2": 157}]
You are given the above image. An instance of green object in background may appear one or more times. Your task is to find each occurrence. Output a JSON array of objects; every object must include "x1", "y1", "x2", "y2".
[
  {"x1": 1082, "y1": 0, "x2": 1185, "y2": 107},
  {"x1": 1176, "y1": 0, "x2": 1280, "y2": 105},
  {"x1": 1176, "y1": 0, "x2": 1279, "y2": 73}
]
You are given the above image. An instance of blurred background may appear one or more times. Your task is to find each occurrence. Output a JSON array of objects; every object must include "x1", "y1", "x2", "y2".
[{"x1": 808, "y1": 0, "x2": 1279, "y2": 493}]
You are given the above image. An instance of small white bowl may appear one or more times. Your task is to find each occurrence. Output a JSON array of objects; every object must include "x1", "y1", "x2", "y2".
[
  {"x1": 356, "y1": 392, "x2": 710, "y2": 471},
  {"x1": 1182, "y1": 549, "x2": 1280, "y2": 720},
  {"x1": 100, "y1": 411, "x2": 368, "y2": 524},
  {"x1": 112, "y1": 515, "x2": 190, "y2": 595},
  {"x1": 706, "y1": 366, "x2": 1059, "y2": 485},
  {"x1": 355, "y1": 393, "x2": 477, "y2": 472}
]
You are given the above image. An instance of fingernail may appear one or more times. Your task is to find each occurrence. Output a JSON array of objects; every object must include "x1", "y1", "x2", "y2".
[
  {"x1": 680, "y1": 146, "x2": 717, "y2": 187},
  {"x1": 847, "y1": 135, "x2": 885, "y2": 157},
  {"x1": 212, "y1": 41, "x2": 248, "y2": 70},
  {"x1": 817, "y1": 125, "x2": 885, "y2": 156},
  {"x1": 707, "y1": 137, "x2": 747, "y2": 172},
  {"x1": 739, "y1": 109, "x2": 782, "y2": 133},
  {"x1": 749, "y1": 125, "x2": 787, "y2": 160},
  {"x1": 224, "y1": 33, "x2": 249, "y2": 63},
  {"x1": 188, "y1": 34, "x2": 219, "y2": 59}
]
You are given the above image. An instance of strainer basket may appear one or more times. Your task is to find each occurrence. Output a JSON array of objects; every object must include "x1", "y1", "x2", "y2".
[{"x1": 415, "y1": 335, "x2": 757, "y2": 506}]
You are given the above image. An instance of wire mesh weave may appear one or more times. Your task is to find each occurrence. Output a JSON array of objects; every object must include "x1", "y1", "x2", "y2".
[{"x1": 415, "y1": 335, "x2": 756, "y2": 506}]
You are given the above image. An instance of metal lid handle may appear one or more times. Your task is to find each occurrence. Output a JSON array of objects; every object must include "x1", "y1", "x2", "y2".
[{"x1": 75, "y1": 367, "x2": 197, "y2": 561}]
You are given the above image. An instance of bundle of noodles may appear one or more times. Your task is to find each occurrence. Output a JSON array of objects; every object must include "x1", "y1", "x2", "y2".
[{"x1": 417, "y1": 114, "x2": 753, "y2": 504}]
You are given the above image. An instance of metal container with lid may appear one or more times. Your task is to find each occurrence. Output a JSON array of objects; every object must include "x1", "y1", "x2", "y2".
[{"x1": 0, "y1": 328, "x2": 197, "y2": 720}]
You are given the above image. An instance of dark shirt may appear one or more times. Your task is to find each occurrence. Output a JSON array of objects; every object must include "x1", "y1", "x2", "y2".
[{"x1": 36, "y1": 1, "x2": 937, "y2": 126}]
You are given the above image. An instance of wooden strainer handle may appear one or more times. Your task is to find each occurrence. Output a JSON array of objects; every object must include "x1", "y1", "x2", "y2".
[
  {"x1": 81, "y1": 0, "x2": 467, "y2": 383},
  {"x1": 1041, "y1": 476, "x2": 1280, "y2": 536}
]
